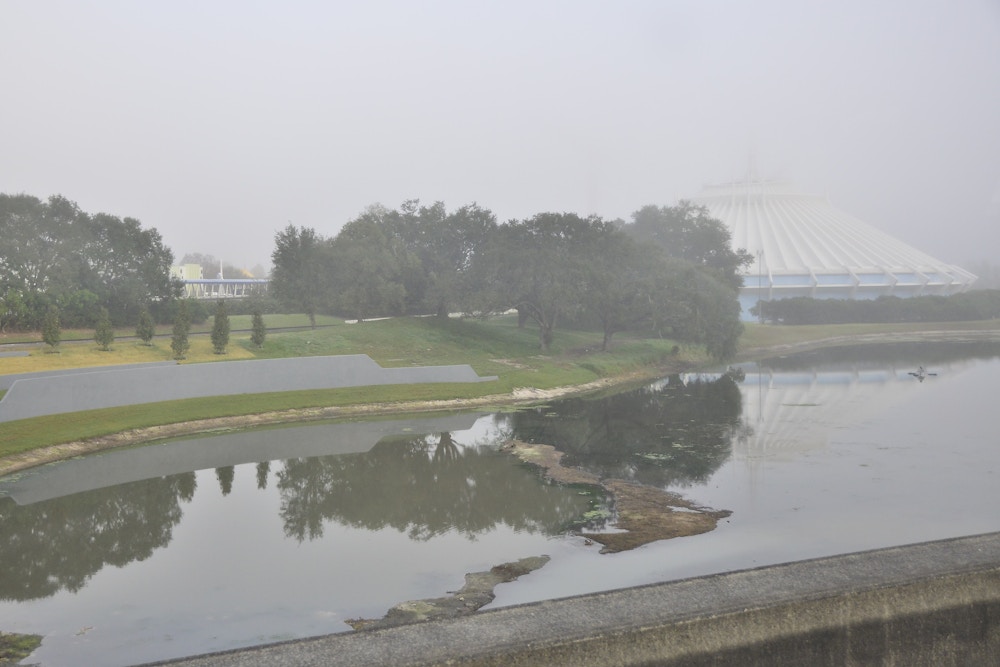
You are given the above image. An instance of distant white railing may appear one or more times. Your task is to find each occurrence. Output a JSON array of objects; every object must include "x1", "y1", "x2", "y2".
[{"x1": 181, "y1": 278, "x2": 269, "y2": 299}]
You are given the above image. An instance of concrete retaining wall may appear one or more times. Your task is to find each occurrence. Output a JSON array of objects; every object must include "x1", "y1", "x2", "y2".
[
  {"x1": 0, "y1": 356, "x2": 497, "y2": 422},
  {"x1": 146, "y1": 531, "x2": 1000, "y2": 667}
]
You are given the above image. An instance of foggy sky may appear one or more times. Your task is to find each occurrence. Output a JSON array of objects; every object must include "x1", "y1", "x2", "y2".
[{"x1": 3, "y1": 1, "x2": 999, "y2": 271}]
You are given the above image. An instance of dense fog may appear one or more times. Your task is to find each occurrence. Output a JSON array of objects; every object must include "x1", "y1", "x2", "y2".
[{"x1": 2, "y1": 1, "x2": 998, "y2": 269}]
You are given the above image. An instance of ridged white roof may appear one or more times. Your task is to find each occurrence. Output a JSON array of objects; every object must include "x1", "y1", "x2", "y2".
[{"x1": 690, "y1": 179, "x2": 976, "y2": 292}]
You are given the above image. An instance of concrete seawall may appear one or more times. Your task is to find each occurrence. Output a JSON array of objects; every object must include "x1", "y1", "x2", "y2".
[
  {"x1": 0, "y1": 356, "x2": 497, "y2": 422},
  {"x1": 145, "y1": 531, "x2": 1000, "y2": 666}
]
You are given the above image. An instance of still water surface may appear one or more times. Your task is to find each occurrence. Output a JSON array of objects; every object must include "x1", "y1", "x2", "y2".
[{"x1": 1, "y1": 342, "x2": 998, "y2": 666}]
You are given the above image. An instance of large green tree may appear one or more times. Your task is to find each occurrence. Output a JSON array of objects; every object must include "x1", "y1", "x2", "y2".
[
  {"x1": 626, "y1": 202, "x2": 753, "y2": 292},
  {"x1": 270, "y1": 225, "x2": 327, "y2": 327},
  {"x1": 0, "y1": 287, "x2": 29, "y2": 333},
  {"x1": 474, "y1": 213, "x2": 611, "y2": 351},
  {"x1": 576, "y1": 229, "x2": 663, "y2": 350},
  {"x1": 327, "y1": 208, "x2": 417, "y2": 321},
  {"x1": 81, "y1": 212, "x2": 179, "y2": 324},
  {"x1": 381, "y1": 200, "x2": 499, "y2": 317},
  {"x1": 0, "y1": 193, "x2": 180, "y2": 329},
  {"x1": 0, "y1": 194, "x2": 80, "y2": 296},
  {"x1": 651, "y1": 263, "x2": 744, "y2": 359}
]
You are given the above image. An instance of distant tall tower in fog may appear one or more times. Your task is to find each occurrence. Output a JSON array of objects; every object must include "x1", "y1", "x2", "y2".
[{"x1": 689, "y1": 177, "x2": 978, "y2": 318}]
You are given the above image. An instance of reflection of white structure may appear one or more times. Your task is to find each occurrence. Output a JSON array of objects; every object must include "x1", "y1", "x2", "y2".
[
  {"x1": 690, "y1": 179, "x2": 977, "y2": 316},
  {"x1": 731, "y1": 360, "x2": 970, "y2": 460}
]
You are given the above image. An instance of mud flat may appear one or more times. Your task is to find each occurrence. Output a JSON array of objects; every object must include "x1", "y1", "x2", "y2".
[
  {"x1": 345, "y1": 556, "x2": 551, "y2": 631},
  {"x1": 500, "y1": 440, "x2": 731, "y2": 554},
  {"x1": 343, "y1": 438, "x2": 731, "y2": 632}
]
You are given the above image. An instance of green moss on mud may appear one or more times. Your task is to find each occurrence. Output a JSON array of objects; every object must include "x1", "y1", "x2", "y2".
[{"x1": 0, "y1": 632, "x2": 42, "y2": 664}]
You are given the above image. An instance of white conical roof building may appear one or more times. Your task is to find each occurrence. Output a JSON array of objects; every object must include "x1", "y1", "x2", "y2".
[{"x1": 689, "y1": 178, "x2": 978, "y2": 316}]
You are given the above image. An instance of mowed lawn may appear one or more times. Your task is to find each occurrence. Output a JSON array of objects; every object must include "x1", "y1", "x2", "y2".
[
  {"x1": 4, "y1": 315, "x2": 997, "y2": 458},
  {"x1": 0, "y1": 314, "x2": 691, "y2": 457}
]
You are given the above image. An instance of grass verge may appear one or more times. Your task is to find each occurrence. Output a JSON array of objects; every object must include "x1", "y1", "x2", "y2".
[
  {"x1": 0, "y1": 315, "x2": 691, "y2": 459},
  {"x1": 737, "y1": 319, "x2": 1000, "y2": 356}
]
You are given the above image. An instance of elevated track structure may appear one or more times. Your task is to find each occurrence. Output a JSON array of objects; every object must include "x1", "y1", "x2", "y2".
[{"x1": 181, "y1": 278, "x2": 269, "y2": 299}]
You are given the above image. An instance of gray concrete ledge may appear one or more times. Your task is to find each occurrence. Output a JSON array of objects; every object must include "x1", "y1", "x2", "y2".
[
  {"x1": 0, "y1": 361, "x2": 177, "y2": 390},
  {"x1": 143, "y1": 531, "x2": 1000, "y2": 667},
  {"x1": 0, "y1": 356, "x2": 497, "y2": 422},
  {"x1": 0, "y1": 412, "x2": 484, "y2": 505}
]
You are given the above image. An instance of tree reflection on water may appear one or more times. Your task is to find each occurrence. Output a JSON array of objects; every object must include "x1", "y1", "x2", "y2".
[
  {"x1": 507, "y1": 372, "x2": 747, "y2": 488},
  {"x1": 276, "y1": 434, "x2": 595, "y2": 542},
  {"x1": 0, "y1": 435, "x2": 598, "y2": 602},
  {"x1": 0, "y1": 373, "x2": 747, "y2": 603},
  {"x1": 0, "y1": 473, "x2": 196, "y2": 602}
]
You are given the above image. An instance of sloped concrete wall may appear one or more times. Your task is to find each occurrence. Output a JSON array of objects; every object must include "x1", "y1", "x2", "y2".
[
  {"x1": 0, "y1": 356, "x2": 497, "y2": 422},
  {"x1": 0, "y1": 362, "x2": 177, "y2": 390},
  {"x1": 150, "y1": 532, "x2": 1000, "y2": 667}
]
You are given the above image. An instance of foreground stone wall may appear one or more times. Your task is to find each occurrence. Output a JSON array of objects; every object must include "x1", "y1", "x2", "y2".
[
  {"x1": 150, "y1": 531, "x2": 1000, "y2": 667},
  {"x1": 0, "y1": 356, "x2": 497, "y2": 422}
]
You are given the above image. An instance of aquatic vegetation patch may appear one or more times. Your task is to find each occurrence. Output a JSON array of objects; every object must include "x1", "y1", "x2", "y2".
[
  {"x1": 346, "y1": 555, "x2": 550, "y2": 631},
  {"x1": 0, "y1": 632, "x2": 42, "y2": 664}
]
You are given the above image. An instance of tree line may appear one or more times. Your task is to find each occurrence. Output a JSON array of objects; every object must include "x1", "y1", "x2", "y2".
[
  {"x1": 270, "y1": 200, "x2": 751, "y2": 358},
  {"x1": 0, "y1": 193, "x2": 180, "y2": 331},
  {"x1": 2, "y1": 192, "x2": 751, "y2": 360},
  {"x1": 752, "y1": 291, "x2": 1000, "y2": 325}
]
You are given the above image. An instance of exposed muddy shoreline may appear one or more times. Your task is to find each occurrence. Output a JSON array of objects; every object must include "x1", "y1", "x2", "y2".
[{"x1": 500, "y1": 440, "x2": 732, "y2": 553}]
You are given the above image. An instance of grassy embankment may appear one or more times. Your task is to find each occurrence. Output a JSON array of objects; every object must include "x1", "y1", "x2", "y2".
[
  {"x1": 737, "y1": 318, "x2": 1000, "y2": 354},
  {"x1": 1, "y1": 315, "x2": 997, "y2": 461},
  {"x1": 0, "y1": 314, "x2": 698, "y2": 459}
]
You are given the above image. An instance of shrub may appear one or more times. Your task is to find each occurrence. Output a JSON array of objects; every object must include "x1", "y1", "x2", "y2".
[{"x1": 94, "y1": 307, "x2": 114, "y2": 351}]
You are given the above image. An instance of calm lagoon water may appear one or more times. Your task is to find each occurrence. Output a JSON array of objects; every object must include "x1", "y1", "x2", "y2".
[{"x1": 1, "y1": 341, "x2": 998, "y2": 666}]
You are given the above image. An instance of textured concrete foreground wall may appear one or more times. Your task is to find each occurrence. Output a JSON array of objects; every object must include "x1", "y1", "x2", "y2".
[
  {"x1": 0, "y1": 356, "x2": 497, "y2": 422},
  {"x1": 146, "y1": 531, "x2": 1000, "y2": 667}
]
